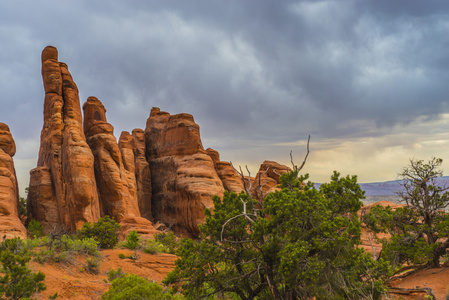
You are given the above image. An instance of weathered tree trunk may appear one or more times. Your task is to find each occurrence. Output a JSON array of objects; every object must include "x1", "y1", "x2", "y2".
[{"x1": 266, "y1": 265, "x2": 282, "y2": 299}]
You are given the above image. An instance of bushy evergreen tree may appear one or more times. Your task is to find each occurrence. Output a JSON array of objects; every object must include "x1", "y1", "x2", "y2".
[
  {"x1": 165, "y1": 170, "x2": 391, "y2": 299},
  {"x1": 0, "y1": 238, "x2": 46, "y2": 299}
]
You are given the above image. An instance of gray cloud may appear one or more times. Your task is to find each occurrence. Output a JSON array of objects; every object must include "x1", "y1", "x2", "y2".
[{"x1": 1, "y1": 0, "x2": 449, "y2": 192}]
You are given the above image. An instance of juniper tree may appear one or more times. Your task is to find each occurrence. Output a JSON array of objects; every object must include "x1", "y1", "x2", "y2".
[
  {"x1": 0, "y1": 238, "x2": 46, "y2": 299},
  {"x1": 364, "y1": 157, "x2": 449, "y2": 268},
  {"x1": 165, "y1": 170, "x2": 391, "y2": 299}
]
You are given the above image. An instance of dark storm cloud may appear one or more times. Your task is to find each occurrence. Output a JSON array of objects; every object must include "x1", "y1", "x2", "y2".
[{"x1": 1, "y1": 0, "x2": 449, "y2": 190}]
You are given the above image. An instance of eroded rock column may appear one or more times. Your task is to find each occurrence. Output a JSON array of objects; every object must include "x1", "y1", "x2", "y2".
[
  {"x1": 0, "y1": 123, "x2": 27, "y2": 239},
  {"x1": 145, "y1": 107, "x2": 224, "y2": 238},
  {"x1": 83, "y1": 97, "x2": 139, "y2": 221},
  {"x1": 83, "y1": 97, "x2": 158, "y2": 238},
  {"x1": 27, "y1": 46, "x2": 100, "y2": 233},
  {"x1": 118, "y1": 129, "x2": 152, "y2": 221}
]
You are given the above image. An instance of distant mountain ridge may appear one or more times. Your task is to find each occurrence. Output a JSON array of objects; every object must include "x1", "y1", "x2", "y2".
[
  {"x1": 314, "y1": 176, "x2": 449, "y2": 196},
  {"x1": 360, "y1": 176, "x2": 449, "y2": 196}
]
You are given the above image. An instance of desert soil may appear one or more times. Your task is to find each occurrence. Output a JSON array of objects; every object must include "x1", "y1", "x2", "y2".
[{"x1": 29, "y1": 249, "x2": 177, "y2": 299}]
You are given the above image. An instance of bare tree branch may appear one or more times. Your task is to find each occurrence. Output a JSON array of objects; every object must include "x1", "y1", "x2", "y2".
[
  {"x1": 221, "y1": 198, "x2": 256, "y2": 242},
  {"x1": 258, "y1": 167, "x2": 270, "y2": 208},
  {"x1": 291, "y1": 135, "x2": 310, "y2": 175}
]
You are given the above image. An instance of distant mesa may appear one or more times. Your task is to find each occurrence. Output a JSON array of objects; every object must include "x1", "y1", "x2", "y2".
[{"x1": 0, "y1": 46, "x2": 290, "y2": 239}]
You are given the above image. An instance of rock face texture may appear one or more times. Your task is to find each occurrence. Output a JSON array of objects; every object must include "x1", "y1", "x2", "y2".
[
  {"x1": 83, "y1": 97, "x2": 140, "y2": 221},
  {"x1": 83, "y1": 97, "x2": 156, "y2": 237},
  {"x1": 131, "y1": 129, "x2": 152, "y2": 221},
  {"x1": 145, "y1": 108, "x2": 224, "y2": 237},
  {"x1": 250, "y1": 161, "x2": 291, "y2": 200},
  {"x1": 0, "y1": 123, "x2": 27, "y2": 239},
  {"x1": 206, "y1": 148, "x2": 244, "y2": 194},
  {"x1": 27, "y1": 46, "x2": 100, "y2": 233}
]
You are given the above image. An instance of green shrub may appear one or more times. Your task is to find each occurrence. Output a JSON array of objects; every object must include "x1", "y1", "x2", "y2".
[
  {"x1": 56, "y1": 236, "x2": 100, "y2": 256},
  {"x1": 23, "y1": 236, "x2": 49, "y2": 250},
  {"x1": 27, "y1": 219, "x2": 44, "y2": 239},
  {"x1": 78, "y1": 216, "x2": 120, "y2": 249},
  {"x1": 143, "y1": 239, "x2": 167, "y2": 255},
  {"x1": 85, "y1": 257, "x2": 101, "y2": 274},
  {"x1": 121, "y1": 231, "x2": 140, "y2": 250},
  {"x1": 0, "y1": 238, "x2": 46, "y2": 299},
  {"x1": 154, "y1": 232, "x2": 179, "y2": 254},
  {"x1": 53, "y1": 251, "x2": 70, "y2": 263},
  {"x1": 30, "y1": 235, "x2": 99, "y2": 265},
  {"x1": 101, "y1": 274, "x2": 174, "y2": 300},
  {"x1": 107, "y1": 268, "x2": 125, "y2": 282},
  {"x1": 118, "y1": 253, "x2": 126, "y2": 259},
  {"x1": 33, "y1": 248, "x2": 52, "y2": 264},
  {"x1": 19, "y1": 196, "x2": 27, "y2": 218}
]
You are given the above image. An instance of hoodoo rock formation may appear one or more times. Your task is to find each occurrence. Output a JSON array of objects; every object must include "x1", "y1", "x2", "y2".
[
  {"x1": 83, "y1": 97, "x2": 157, "y2": 237},
  {"x1": 83, "y1": 97, "x2": 140, "y2": 221},
  {"x1": 145, "y1": 108, "x2": 224, "y2": 237},
  {"x1": 0, "y1": 123, "x2": 27, "y2": 239},
  {"x1": 27, "y1": 46, "x2": 100, "y2": 233},
  {"x1": 24, "y1": 46, "x2": 290, "y2": 239}
]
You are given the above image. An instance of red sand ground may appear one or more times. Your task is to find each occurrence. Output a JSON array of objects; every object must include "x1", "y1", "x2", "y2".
[
  {"x1": 29, "y1": 249, "x2": 177, "y2": 299},
  {"x1": 388, "y1": 267, "x2": 449, "y2": 299}
]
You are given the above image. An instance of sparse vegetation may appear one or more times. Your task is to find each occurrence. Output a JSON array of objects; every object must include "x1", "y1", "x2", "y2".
[{"x1": 25, "y1": 234, "x2": 100, "y2": 265}]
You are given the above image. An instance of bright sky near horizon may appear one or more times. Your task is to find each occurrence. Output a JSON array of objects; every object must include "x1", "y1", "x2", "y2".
[{"x1": 2, "y1": 1, "x2": 449, "y2": 196}]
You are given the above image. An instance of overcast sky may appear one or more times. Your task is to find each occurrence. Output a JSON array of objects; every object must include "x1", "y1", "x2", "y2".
[{"x1": 2, "y1": 0, "x2": 449, "y2": 195}]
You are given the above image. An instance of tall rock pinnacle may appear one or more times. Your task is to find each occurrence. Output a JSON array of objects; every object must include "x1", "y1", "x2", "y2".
[{"x1": 27, "y1": 46, "x2": 100, "y2": 233}]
